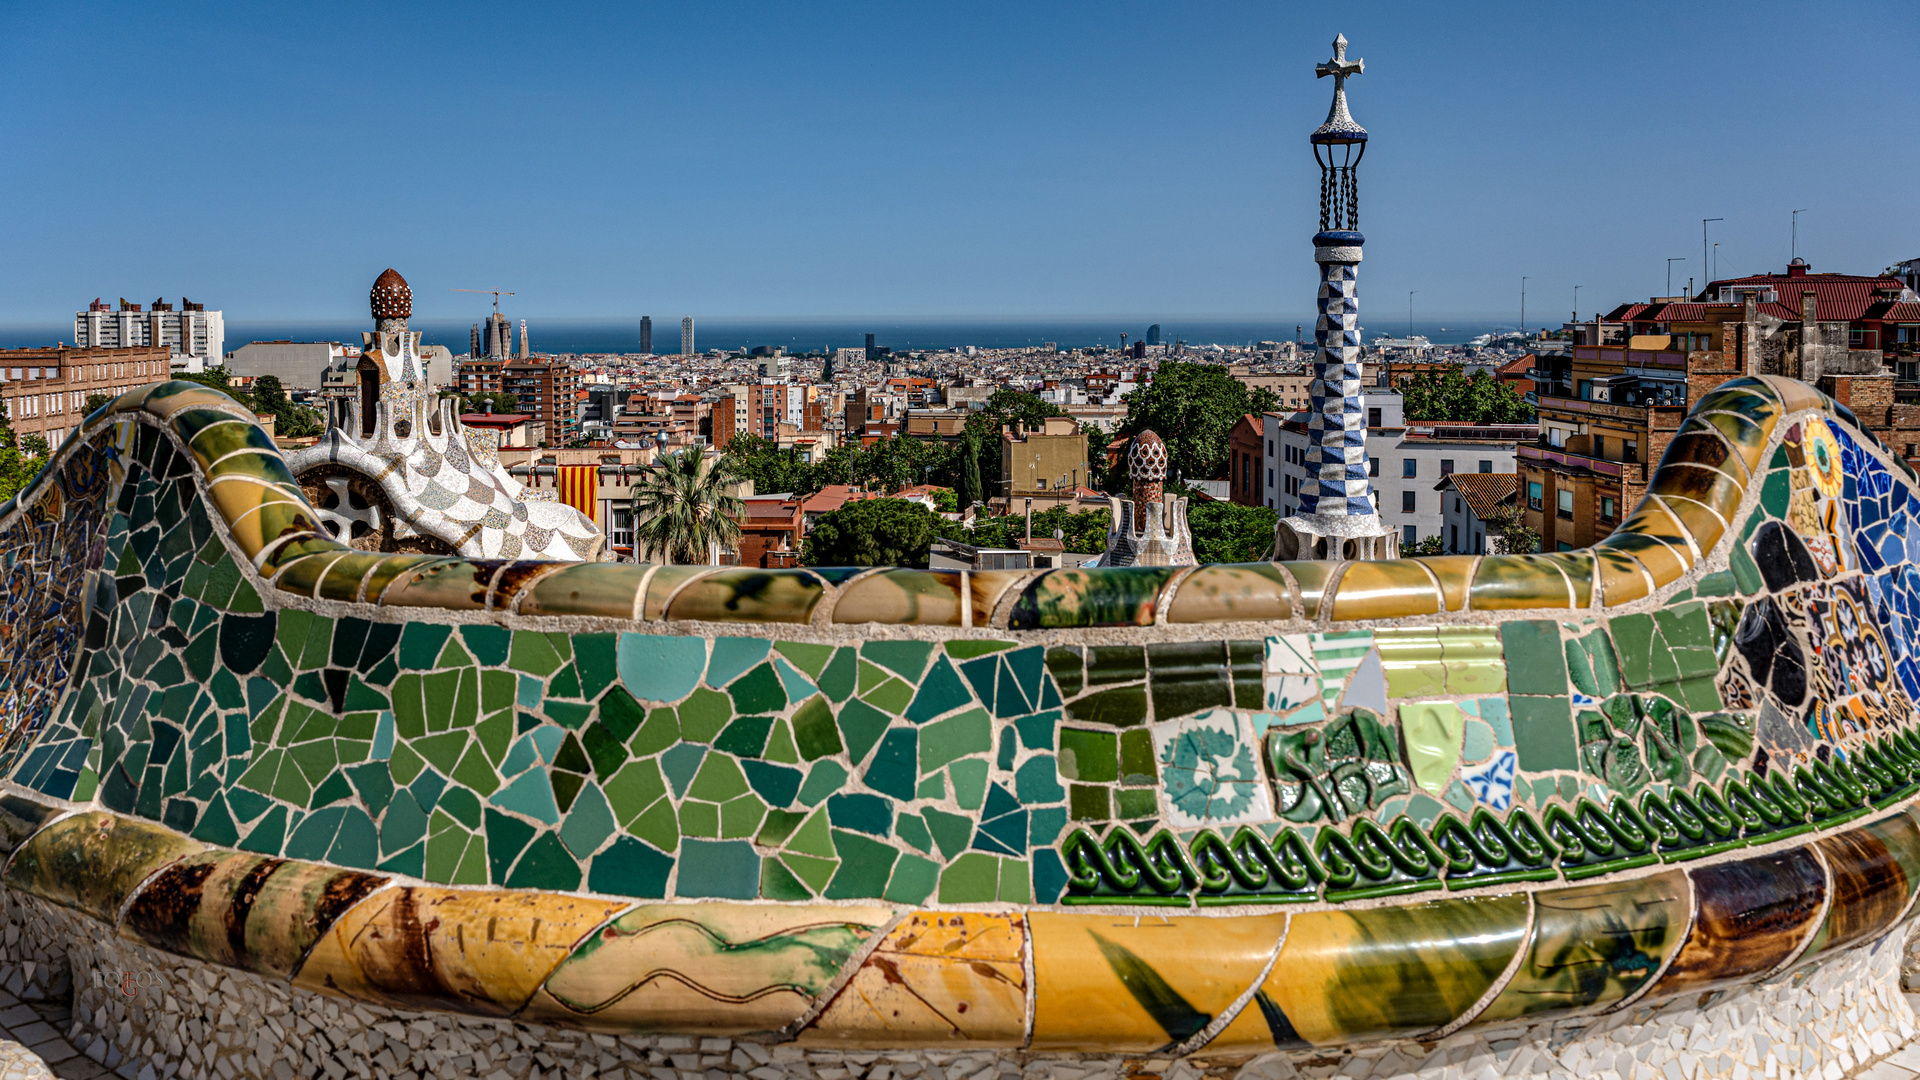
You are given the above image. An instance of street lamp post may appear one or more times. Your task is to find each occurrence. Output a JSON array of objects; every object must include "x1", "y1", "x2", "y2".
[
  {"x1": 1667, "y1": 259, "x2": 1685, "y2": 297},
  {"x1": 1702, "y1": 218, "x2": 1723, "y2": 290}
]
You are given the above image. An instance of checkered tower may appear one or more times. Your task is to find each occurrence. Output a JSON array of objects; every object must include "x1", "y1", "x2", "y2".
[{"x1": 1275, "y1": 34, "x2": 1398, "y2": 561}]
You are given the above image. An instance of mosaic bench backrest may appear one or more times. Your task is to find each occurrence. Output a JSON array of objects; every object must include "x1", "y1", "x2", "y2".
[{"x1": 0, "y1": 374, "x2": 1916, "y2": 1052}]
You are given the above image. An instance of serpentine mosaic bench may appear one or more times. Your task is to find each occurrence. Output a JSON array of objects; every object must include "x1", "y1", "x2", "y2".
[{"x1": 0, "y1": 376, "x2": 1917, "y2": 1073}]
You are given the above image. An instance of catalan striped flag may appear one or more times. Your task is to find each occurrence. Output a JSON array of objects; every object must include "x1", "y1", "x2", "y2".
[{"x1": 556, "y1": 464, "x2": 598, "y2": 524}]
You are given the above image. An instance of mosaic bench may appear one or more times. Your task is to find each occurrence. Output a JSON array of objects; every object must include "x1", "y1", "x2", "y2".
[{"x1": 0, "y1": 376, "x2": 1915, "y2": 1072}]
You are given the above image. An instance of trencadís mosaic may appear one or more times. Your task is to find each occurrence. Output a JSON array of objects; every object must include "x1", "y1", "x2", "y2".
[{"x1": 0, "y1": 375, "x2": 1916, "y2": 1052}]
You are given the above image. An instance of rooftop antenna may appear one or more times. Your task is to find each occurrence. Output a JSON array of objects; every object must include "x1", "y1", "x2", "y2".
[
  {"x1": 1702, "y1": 218, "x2": 1723, "y2": 288},
  {"x1": 1666, "y1": 258, "x2": 1684, "y2": 297},
  {"x1": 1520, "y1": 276, "x2": 1528, "y2": 335},
  {"x1": 1791, "y1": 209, "x2": 1809, "y2": 262},
  {"x1": 451, "y1": 287, "x2": 515, "y2": 315},
  {"x1": 1713, "y1": 242, "x2": 1720, "y2": 281},
  {"x1": 1407, "y1": 290, "x2": 1416, "y2": 339},
  {"x1": 1573, "y1": 285, "x2": 1582, "y2": 323}
]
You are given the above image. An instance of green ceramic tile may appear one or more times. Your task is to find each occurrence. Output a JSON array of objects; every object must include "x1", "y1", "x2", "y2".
[
  {"x1": 920, "y1": 708, "x2": 991, "y2": 773},
  {"x1": 1400, "y1": 702, "x2": 1464, "y2": 796},
  {"x1": 863, "y1": 641, "x2": 933, "y2": 682},
  {"x1": 728, "y1": 664, "x2": 787, "y2": 715},
  {"x1": 1510, "y1": 696, "x2": 1579, "y2": 772},
  {"x1": 764, "y1": 718, "x2": 801, "y2": 763},
  {"x1": 1610, "y1": 614, "x2": 1656, "y2": 690},
  {"x1": 1058, "y1": 728, "x2": 1118, "y2": 783},
  {"x1": 1063, "y1": 684, "x2": 1148, "y2": 728},
  {"x1": 1146, "y1": 641, "x2": 1232, "y2": 719},
  {"x1": 774, "y1": 641, "x2": 836, "y2": 679},
  {"x1": 678, "y1": 688, "x2": 732, "y2": 743},
  {"x1": 915, "y1": 774, "x2": 946, "y2": 799},
  {"x1": 791, "y1": 695, "x2": 844, "y2": 760},
  {"x1": 1070, "y1": 784, "x2": 1110, "y2": 821},
  {"x1": 1501, "y1": 621, "x2": 1567, "y2": 696},
  {"x1": 862, "y1": 728, "x2": 918, "y2": 800},
  {"x1": 680, "y1": 801, "x2": 720, "y2": 838},
  {"x1": 937, "y1": 852, "x2": 1000, "y2": 903},
  {"x1": 905, "y1": 656, "x2": 972, "y2": 723},
  {"x1": 917, "y1": 807, "x2": 975, "y2": 857},
  {"x1": 1119, "y1": 729, "x2": 1157, "y2": 784},
  {"x1": 1045, "y1": 647, "x2": 1084, "y2": 698},
  {"x1": 863, "y1": 677, "x2": 914, "y2": 716},
  {"x1": 760, "y1": 856, "x2": 813, "y2": 900},
  {"x1": 720, "y1": 792, "x2": 767, "y2": 838},
  {"x1": 689, "y1": 754, "x2": 750, "y2": 801},
  {"x1": 508, "y1": 632, "x2": 568, "y2": 678},
  {"x1": 884, "y1": 854, "x2": 940, "y2": 904},
  {"x1": 1086, "y1": 645, "x2": 1145, "y2": 687},
  {"x1": 1115, "y1": 788, "x2": 1158, "y2": 819},
  {"x1": 816, "y1": 647, "x2": 857, "y2": 702},
  {"x1": 798, "y1": 760, "x2": 849, "y2": 806},
  {"x1": 946, "y1": 640, "x2": 1015, "y2": 660}
]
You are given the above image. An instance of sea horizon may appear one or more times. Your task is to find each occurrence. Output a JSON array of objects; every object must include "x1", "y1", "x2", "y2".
[{"x1": 0, "y1": 315, "x2": 1535, "y2": 356}]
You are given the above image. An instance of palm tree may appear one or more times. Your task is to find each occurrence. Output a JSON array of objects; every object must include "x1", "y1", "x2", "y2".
[{"x1": 630, "y1": 449, "x2": 744, "y2": 564}]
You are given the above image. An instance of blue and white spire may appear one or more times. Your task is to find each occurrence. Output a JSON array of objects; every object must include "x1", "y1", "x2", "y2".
[{"x1": 1276, "y1": 34, "x2": 1397, "y2": 562}]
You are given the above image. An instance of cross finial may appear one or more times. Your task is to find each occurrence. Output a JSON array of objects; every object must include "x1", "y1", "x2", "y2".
[{"x1": 1316, "y1": 33, "x2": 1364, "y2": 86}]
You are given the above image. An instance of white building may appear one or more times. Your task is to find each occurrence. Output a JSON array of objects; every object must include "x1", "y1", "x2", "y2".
[
  {"x1": 75, "y1": 298, "x2": 224, "y2": 374},
  {"x1": 1435, "y1": 473, "x2": 1520, "y2": 555},
  {"x1": 681, "y1": 317, "x2": 695, "y2": 356},
  {"x1": 1263, "y1": 389, "x2": 1535, "y2": 550}
]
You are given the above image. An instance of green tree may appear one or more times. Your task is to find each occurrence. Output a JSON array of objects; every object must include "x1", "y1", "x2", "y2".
[
  {"x1": 1114, "y1": 362, "x2": 1277, "y2": 487},
  {"x1": 955, "y1": 434, "x2": 984, "y2": 511},
  {"x1": 630, "y1": 450, "x2": 744, "y2": 564},
  {"x1": 1186, "y1": 501, "x2": 1279, "y2": 563},
  {"x1": 1405, "y1": 534, "x2": 1446, "y2": 556},
  {"x1": 803, "y1": 498, "x2": 943, "y2": 567},
  {"x1": 1398, "y1": 367, "x2": 1534, "y2": 424},
  {"x1": 960, "y1": 389, "x2": 1073, "y2": 498},
  {"x1": 1484, "y1": 503, "x2": 1541, "y2": 555},
  {"x1": 83, "y1": 392, "x2": 116, "y2": 416},
  {"x1": 821, "y1": 354, "x2": 836, "y2": 383},
  {"x1": 0, "y1": 403, "x2": 51, "y2": 505},
  {"x1": 722, "y1": 434, "x2": 817, "y2": 498},
  {"x1": 177, "y1": 369, "x2": 255, "y2": 412},
  {"x1": 253, "y1": 375, "x2": 289, "y2": 415}
]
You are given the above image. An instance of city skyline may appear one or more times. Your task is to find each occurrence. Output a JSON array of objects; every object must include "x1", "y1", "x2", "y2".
[{"x1": 2, "y1": 1, "x2": 1915, "y2": 329}]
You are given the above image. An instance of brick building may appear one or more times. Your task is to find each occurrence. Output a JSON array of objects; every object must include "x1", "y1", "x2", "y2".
[
  {"x1": 1228, "y1": 414, "x2": 1264, "y2": 506},
  {"x1": 0, "y1": 344, "x2": 173, "y2": 448},
  {"x1": 1524, "y1": 260, "x2": 1920, "y2": 551},
  {"x1": 500, "y1": 359, "x2": 582, "y2": 446}
]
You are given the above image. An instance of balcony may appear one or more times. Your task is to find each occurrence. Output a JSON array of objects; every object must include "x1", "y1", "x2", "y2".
[{"x1": 1518, "y1": 443, "x2": 1644, "y2": 483}]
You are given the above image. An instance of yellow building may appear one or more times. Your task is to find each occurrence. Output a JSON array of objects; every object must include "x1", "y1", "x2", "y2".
[{"x1": 998, "y1": 418, "x2": 1089, "y2": 511}]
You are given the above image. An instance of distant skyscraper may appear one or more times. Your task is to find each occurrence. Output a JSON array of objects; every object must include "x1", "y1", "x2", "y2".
[
  {"x1": 518, "y1": 319, "x2": 529, "y2": 358},
  {"x1": 864, "y1": 332, "x2": 876, "y2": 362},
  {"x1": 470, "y1": 323, "x2": 481, "y2": 358},
  {"x1": 1146, "y1": 324, "x2": 1161, "y2": 346},
  {"x1": 640, "y1": 316, "x2": 652, "y2": 354},
  {"x1": 681, "y1": 317, "x2": 695, "y2": 356}
]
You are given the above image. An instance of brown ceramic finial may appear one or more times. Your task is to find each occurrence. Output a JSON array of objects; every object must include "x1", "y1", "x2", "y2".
[
  {"x1": 370, "y1": 268, "x2": 413, "y2": 321},
  {"x1": 1129, "y1": 430, "x2": 1168, "y2": 530}
]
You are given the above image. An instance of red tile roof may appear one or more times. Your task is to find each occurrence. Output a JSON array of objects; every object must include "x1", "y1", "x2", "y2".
[{"x1": 1436, "y1": 473, "x2": 1518, "y2": 521}]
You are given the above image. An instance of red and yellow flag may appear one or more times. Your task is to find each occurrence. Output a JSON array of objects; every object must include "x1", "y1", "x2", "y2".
[{"x1": 556, "y1": 464, "x2": 598, "y2": 523}]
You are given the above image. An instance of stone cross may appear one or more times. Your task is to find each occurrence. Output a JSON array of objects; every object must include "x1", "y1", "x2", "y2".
[{"x1": 1315, "y1": 34, "x2": 1363, "y2": 90}]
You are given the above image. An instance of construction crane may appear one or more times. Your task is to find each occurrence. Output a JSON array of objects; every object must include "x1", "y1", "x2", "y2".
[{"x1": 450, "y1": 288, "x2": 515, "y2": 314}]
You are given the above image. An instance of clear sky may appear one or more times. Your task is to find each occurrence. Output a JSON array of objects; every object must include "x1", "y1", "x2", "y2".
[{"x1": 2, "y1": 1, "x2": 1915, "y2": 329}]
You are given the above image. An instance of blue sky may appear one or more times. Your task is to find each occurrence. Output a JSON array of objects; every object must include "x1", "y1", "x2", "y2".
[{"x1": 2, "y1": 1, "x2": 1915, "y2": 328}]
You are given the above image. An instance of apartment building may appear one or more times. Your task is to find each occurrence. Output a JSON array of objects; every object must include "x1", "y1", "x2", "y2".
[
  {"x1": 1524, "y1": 259, "x2": 1920, "y2": 551},
  {"x1": 0, "y1": 344, "x2": 174, "y2": 448},
  {"x1": 74, "y1": 298, "x2": 223, "y2": 374},
  {"x1": 998, "y1": 417, "x2": 1089, "y2": 512},
  {"x1": 501, "y1": 359, "x2": 583, "y2": 446}
]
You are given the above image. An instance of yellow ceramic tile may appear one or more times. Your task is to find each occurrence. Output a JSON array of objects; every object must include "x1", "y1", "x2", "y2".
[
  {"x1": 667, "y1": 568, "x2": 824, "y2": 624},
  {"x1": 1208, "y1": 894, "x2": 1528, "y2": 1049},
  {"x1": 1592, "y1": 547, "x2": 1654, "y2": 607},
  {"x1": 527, "y1": 903, "x2": 893, "y2": 1035},
  {"x1": 208, "y1": 481, "x2": 311, "y2": 560},
  {"x1": 292, "y1": 888, "x2": 631, "y2": 1016},
  {"x1": 518, "y1": 564, "x2": 651, "y2": 619},
  {"x1": 801, "y1": 912, "x2": 1027, "y2": 1047},
  {"x1": 1329, "y1": 561, "x2": 1442, "y2": 622},
  {"x1": 1374, "y1": 629, "x2": 1447, "y2": 698},
  {"x1": 833, "y1": 570, "x2": 966, "y2": 626},
  {"x1": 1467, "y1": 554, "x2": 1575, "y2": 611},
  {"x1": 1418, "y1": 555, "x2": 1477, "y2": 612},
  {"x1": 1437, "y1": 628, "x2": 1507, "y2": 696},
  {"x1": 1029, "y1": 912, "x2": 1285, "y2": 1052},
  {"x1": 1656, "y1": 494, "x2": 1729, "y2": 558},
  {"x1": 1689, "y1": 410, "x2": 1770, "y2": 477},
  {"x1": 968, "y1": 570, "x2": 1029, "y2": 627},
  {"x1": 1760, "y1": 376, "x2": 1822, "y2": 417},
  {"x1": 5, "y1": 812, "x2": 205, "y2": 923},
  {"x1": 1598, "y1": 531, "x2": 1689, "y2": 589},
  {"x1": 1165, "y1": 564, "x2": 1296, "y2": 624},
  {"x1": 642, "y1": 565, "x2": 720, "y2": 620},
  {"x1": 1472, "y1": 870, "x2": 1691, "y2": 1026},
  {"x1": 377, "y1": 559, "x2": 490, "y2": 611},
  {"x1": 273, "y1": 551, "x2": 354, "y2": 598}
]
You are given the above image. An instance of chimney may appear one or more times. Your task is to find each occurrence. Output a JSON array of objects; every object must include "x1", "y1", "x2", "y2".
[
  {"x1": 1788, "y1": 258, "x2": 1809, "y2": 279},
  {"x1": 1802, "y1": 290, "x2": 1818, "y2": 327}
]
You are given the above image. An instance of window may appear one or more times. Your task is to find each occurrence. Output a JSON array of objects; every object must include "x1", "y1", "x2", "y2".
[
  {"x1": 1548, "y1": 427, "x2": 1566, "y2": 448},
  {"x1": 1625, "y1": 440, "x2": 1638, "y2": 462},
  {"x1": 1402, "y1": 491, "x2": 1416, "y2": 513},
  {"x1": 1557, "y1": 541, "x2": 1575, "y2": 552},
  {"x1": 1451, "y1": 524, "x2": 1459, "y2": 551},
  {"x1": 1402, "y1": 459, "x2": 1417, "y2": 478},
  {"x1": 1600, "y1": 496, "x2": 1616, "y2": 521},
  {"x1": 1370, "y1": 458, "x2": 1379, "y2": 477},
  {"x1": 1473, "y1": 532, "x2": 1484, "y2": 554},
  {"x1": 1268, "y1": 467, "x2": 1274, "y2": 489},
  {"x1": 1557, "y1": 489, "x2": 1574, "y2": 520},
  {"x1": 1439, "y1": 459, "x2": 1454, "y2": 476},
  {"x1": 1368, "y1": 407, "x2": 1382, "y2": 427},
  {"x1": 1454, "y1": 496, "x2": 1462, "y2": 513},
  {"x1": 1528, "y1": 482, "x2": 1543, "y2": 510},
  {"x1": 1478, "y1": 460, "x2": 1492, "y2": 473},
  {"x1": 1403, "y1": 524, "x2": 1417, "y2": 547}
]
